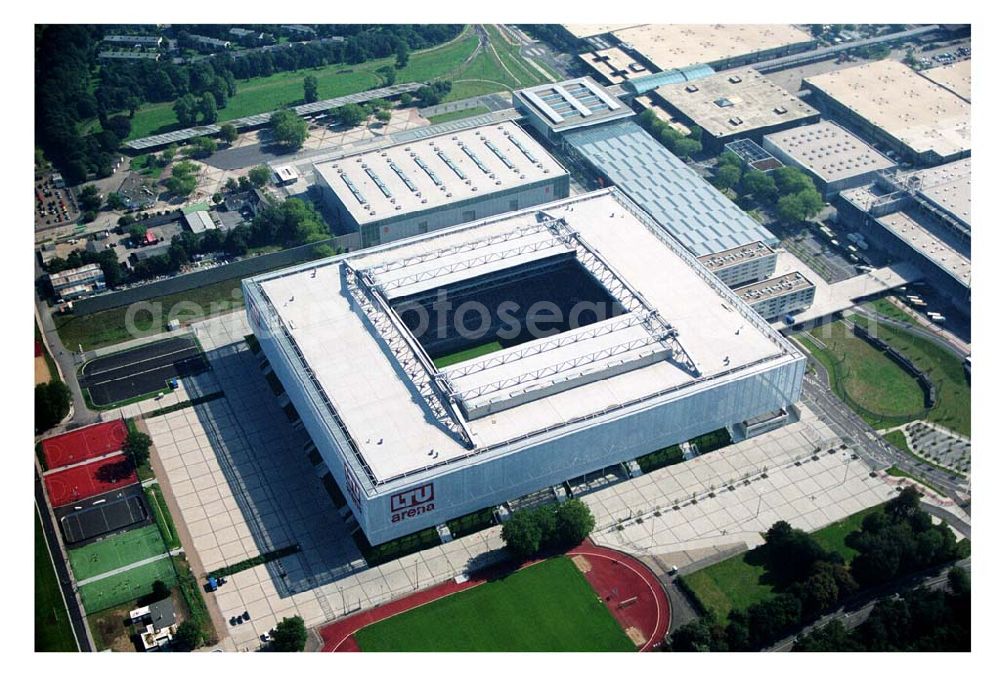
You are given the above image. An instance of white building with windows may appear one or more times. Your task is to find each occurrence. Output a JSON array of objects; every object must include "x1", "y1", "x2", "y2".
[{"x1": 245, "y1": 189, "x2": 805, "y2": 545}]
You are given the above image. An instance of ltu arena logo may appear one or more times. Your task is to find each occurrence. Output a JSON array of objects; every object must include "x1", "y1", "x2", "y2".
[{"x1": 390, "y1": 483, "x2": 435, "y2": 523}]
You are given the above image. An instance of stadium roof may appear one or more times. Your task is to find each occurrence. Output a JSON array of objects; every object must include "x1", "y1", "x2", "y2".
[
  {"x1": 124, "y1": 82, "x2": 422, "y2": 150},
  {"x1": 564, "y1": 120, "x2": 779, "y2": 256},
  {"x1": 764, "y1": 121, "x2": 895, "y2": 184},
  {"x1": 655, "y1": 68, "x2": 818, "y2": 140},
  {"x1": 609, "y1": 24, "x2": 815, "y2": 71},
  {"x1": 249, "y1": 189, "x2": 797, "y2": 485},
  {"x1": 314, "y1": 122, "x2": 566, "y2": 225},
  {"x1": 514, "y1": 77, "x2": 634, "y2": 134},
  {"x1": 804, "y1": 60, "x2": 971, "y2": 161},
  {"x1": 921, "y1": 59, "x2": 971, "y2": 102}
]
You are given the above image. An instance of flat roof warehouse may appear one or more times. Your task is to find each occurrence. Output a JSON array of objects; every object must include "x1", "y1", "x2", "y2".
[
  {"x1": 247, "y1": 190, "x2": 798, "y2": 485},
  {"x1": 805, "y1": 60, "x2": 971, "y2": 161},
  {"x1": 314, "y1": 123, "x2": 566, "y2": 226},
  {"x1": 764, "y1": 121, "x2": 895, "y2": 183}
]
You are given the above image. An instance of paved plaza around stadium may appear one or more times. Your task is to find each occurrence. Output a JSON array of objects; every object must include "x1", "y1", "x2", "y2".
[{"x1": 137, "y1": 310, "x2": 911, "y2": 651}]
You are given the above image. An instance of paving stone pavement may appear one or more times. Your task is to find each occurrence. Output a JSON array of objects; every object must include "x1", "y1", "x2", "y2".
[{"x1": 146, "y1": 311, "x2": 900, "y2": 651}]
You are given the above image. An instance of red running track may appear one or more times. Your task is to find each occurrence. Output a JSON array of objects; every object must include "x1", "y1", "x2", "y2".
[
  {"x1": 319, "y1": 541, "x2": 670, "y2": 652},
  {"x1": 41, "y1": 420, "x2": 129, "y2": 470},
  {"x1": 43, "y1": 454, "x2": 138, "y2": 508}
]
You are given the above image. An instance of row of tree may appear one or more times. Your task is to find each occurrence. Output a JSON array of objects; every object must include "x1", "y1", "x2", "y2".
[
  {"x1": 794, "y1": 567, "x2": 970, "y2": 651},
  {"x1": 636, "y1": 109, "x2": 703, "y2": 160},
  {"x1": 713, "y1": 152, "x2": 825, "y2": 224},
  {"x1": 500, "y1": 499, "x2": 595, "y2": 559},
  {"x1": 669, "y1": 488, "x2": 963, "y2": 651}
]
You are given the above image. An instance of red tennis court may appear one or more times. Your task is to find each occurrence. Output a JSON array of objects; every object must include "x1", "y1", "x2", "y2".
[
  {"x1": 41, "y1": 420, "x2": 129, "y2": 470},
  {"x1": 43, "y1": 454, "x2": 138, "y2": 508}
]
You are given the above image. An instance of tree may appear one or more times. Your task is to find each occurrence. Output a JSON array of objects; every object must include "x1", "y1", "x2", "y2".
[
  {"x1": 776, "y1": 193, "x2": 806, "y2": 224},
  {"x1": 741, "y1": 170, "x2": 778, "y2": 203},
  {"x1": 224, "y1": 177, "x2": 239, "y2": 193},
  {"x1": 399, "y1": 92, "x2": 414, "y2": 106},
  {"x1": 772, "y1": 166, "x2": 815, "y2": 196},
  {"x1": 714, "y1": 164, "x2": 742, "y2": 191},
  {"x1": 270, "y1": 109, "x2": 308, "y2": 150},
  {"x1": 172, "y1": 620, "x2": 204, "y2": 652},
  {"x1": 718, "y1": 150, "x2": 742, "y2": 169},
  {"x1": 35, "y1": 381, "x2": 71, "y2": 432},
  {"x1": 669, "y1": 618, "x2": 715, "y2": 652},
  {"x1": 332, "y1": 103, "x2": 367, "y2": 128},
  {"x1": 501, "y1": 510, "x2": 543, "y2": 559},
  {"x1": 160, "y1": 144, "x2": 178, "y2": 165},
  {"x1": 270, "y1": 615, "x2": 307, "y2": 652},
  {"x1": 375, "y1": 109, "x2": 392, "y2": 125},
  {"x1": 185, "y1": 136, "x2": 217, "y2": 158},
  {"x1": 173, "y1": 93, "x2": 199, "y2": 126},
  {"x1": 395, "y1": 40, "x2": 410, "y2": 68},
  {"x1": 220, "y1": 123, "x2": 238, "y2": 144},
  {"x1": 303, "y1": 75, "x2": 319, "y2": 104},
  {"x1": 211, "y1": 192, "x2": 224, "y2": 205},
  {"x1": 123, "y1": 430, "x2": 152, "y2": 467},
  {"x1": 106, "y1": 192, "x2": 125, "y2": 211},
  {"x1": 248, "y1": 165, "x2": 272, "y2": 188},
  {"x1": 672, "y1": 137, "x2": 701, "y2": 160},
  {"x1": 104, "y1": 115, "x2": 132, "y2": 141},
  {"x1": 78, "y1": 184, "x2": 103, "y2": 212},
  {"x1": 199, "y1": 92, "x2": 218, "y2": 124},
  {"x1": 554, "y1": 499, "x2": 595, "y2": 546},
  {"x1": 376, "y1": 65, "x2": 397, "y2": 86}
]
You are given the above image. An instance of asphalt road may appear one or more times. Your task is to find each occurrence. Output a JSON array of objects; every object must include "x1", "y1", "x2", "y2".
[{"x1": 35, "y1": 468, "x2": 92, "y2": 651}]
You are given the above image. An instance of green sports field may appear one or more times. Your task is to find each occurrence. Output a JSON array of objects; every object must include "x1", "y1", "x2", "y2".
[
  {"x1": 68, "y1": 524, "x2": 168, "y2": 581},
  {"x1": 432, "y1": 340, "x2": 503, "y2": 368},
  {"x1": 78, "y1": 556, "x2": 177, "y2": 614},
  {"x1": 354, "y1": 557, "x2": 634, "y2": 652}
]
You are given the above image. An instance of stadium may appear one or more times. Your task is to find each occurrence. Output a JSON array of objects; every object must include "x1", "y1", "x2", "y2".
[{"x1": 244, "y1": 189, "x2": 806, "y2": 545}]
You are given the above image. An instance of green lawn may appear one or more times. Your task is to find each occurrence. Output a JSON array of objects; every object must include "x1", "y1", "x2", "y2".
[
  {"x1": 355, "y1": 557, "x2": 634, "y2": 651},
  {"x1": 867, "y1": 321, "x2": 971, "y2": 438},
  {"x1": 433, "y1": 340, "x2": 503, "y2": 368},
  {"x1": 146, "y1": 484, "x2": 181, "y2": 551},
  {"x1": 683, "y1": 505, "x2": 882, "y2": 621},
  {"x1": 35, "y1": 513, "x2": 77, "y2": 652},
  {"x1": 125, "y1": 28, "x2": 479, "y2": 140},
  {"x1": 864, "y1": 298, "x2": 917, "y2": 326},
  {"x1": 797, "y1": 323, "x2": 927, "y2": 428},
  {"x1": 68, "y1": 524, "x2": 169, "y2": 581},
  {"x1": 886, "y1": 465, "x2": 946, "y2": 496},
  {"x1": 427, "y1": 105, "x2": 490, "y2": 124},
  {"x1": 55, "y1": 276, "x2": 247, "y2": 351},
  {"x1": 78, "y1": 556, "x2": 177, "y2": 614},
  {"x1": 682, "y1": 554, "x2": 774, "y2": 621}
]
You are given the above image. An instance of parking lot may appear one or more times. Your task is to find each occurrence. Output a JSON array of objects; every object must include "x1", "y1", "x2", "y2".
[{"x1": 35, "y1": 174, "x2": 80, "y2": 231}]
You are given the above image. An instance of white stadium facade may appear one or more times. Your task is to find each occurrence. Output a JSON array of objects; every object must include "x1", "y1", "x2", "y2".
[{"x1": 244, "y1": 188, "x2": 805, "y2": 545}]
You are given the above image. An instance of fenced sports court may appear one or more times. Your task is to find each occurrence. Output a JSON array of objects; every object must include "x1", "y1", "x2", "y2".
[
  {"x1": 59, "y1": 489, "x2": 150, "y2": 546},
  {"x1": 40, "y1": 420, "x2": 128, "y2": 469},
  {"x1": 68, "y1": 524, "x2": 168, "y2": 581},
  {"x1": 44, "y1": 455, "x2": 138, "y2": 508}
]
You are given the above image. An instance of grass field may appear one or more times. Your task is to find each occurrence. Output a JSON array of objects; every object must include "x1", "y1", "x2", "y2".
[
  {"x1": 682, "y1": 505, "x2": 881, "y2": 621},
  {"x1": 35, "y1": 513, "x2": 77, "y2": 652},
  {"x1": 864, "y1": 298, "x2": 917, "y2": 326},
  {"x1": 882, "y1": 428, "x2": 911, "y2": 453},
  {"x1": 355, "y1": 557, "x2": 634, "y2": 651},
  {"x1": 433, "y1": 340, "x2": 503, "y2": 368},
  {"x1": 797, "y1": 323, "x2": 927, "y2": 428},
  {"x1": 145, "y1": 484, "x2": 182, "y2": 551},
  {"x1": 55, "y1": 276, "x2": 247, "y2": 351},
  {"x1": 68, "y1": 524, "x2": 169, "y2": 581},
  {"x1": 864, "y1": 320, "x2": 970, "y2": 437},
  {"x1": 125, "y1": 29, "x2": 479, "y2": 140},
  {"x1": 78, "y1": 555, "x2": 178, "y2": 613},
  {"x1": 427, "y1": 105, "x2": 490, "y2": 124}
]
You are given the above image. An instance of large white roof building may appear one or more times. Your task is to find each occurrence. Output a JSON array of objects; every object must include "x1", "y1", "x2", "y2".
[
  {"x1": 314, "y1": 122, "x2": 569, "y2": 247},
  {"x1": 245, "y1": 189, "x2": 804, "y2": 544}
]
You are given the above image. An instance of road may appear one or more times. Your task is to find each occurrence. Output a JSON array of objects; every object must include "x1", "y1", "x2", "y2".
[
  {"x1": 768, "y1": 557, "x2": 971, "y2": 651},
  {"x1": 35, "y1": 468, "x2": 92, "y2": 651},
  {"x1": 799, "y1": 361, "x2": 969, "y2": 504}
]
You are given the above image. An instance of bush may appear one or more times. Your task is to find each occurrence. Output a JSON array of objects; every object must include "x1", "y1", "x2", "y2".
[{"x1": 173, "y1": 619, "x2": 204, "y2": 652}]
